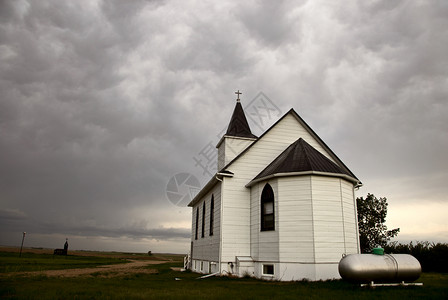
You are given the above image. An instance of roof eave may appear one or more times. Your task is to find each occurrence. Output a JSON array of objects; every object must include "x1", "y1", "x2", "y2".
[
  {"x1": 187, "y1": 172, "x2": 233, "y2": 207},
  {"x1": 216, "y1": 135, "x2": 257, "y2": 148},
  {"x1": 188, "y1": 176, "x2": 218, "y2": 207},
  {"x1": 246, "y1": 171, "x2": 361, "y2": 188}
]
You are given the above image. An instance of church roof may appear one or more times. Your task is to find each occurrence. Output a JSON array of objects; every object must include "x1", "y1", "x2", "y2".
[
  {"x1": 252, "y1": 138, "x2": 353, "y2": 183},
  {"x1": 189, "y1": 107, "x2": 362, "y2": 207},
  {"x1": 221, "y1": 109, "x2": 360, "y2": 183},
  {"x1": 225, "y1": 101, "x2": 257, "y2": 139}
]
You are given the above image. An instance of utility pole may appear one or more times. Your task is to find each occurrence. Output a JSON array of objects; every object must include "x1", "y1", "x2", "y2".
[{"x1": 19, "y1": 232, "x2": 26, "y2": 257}]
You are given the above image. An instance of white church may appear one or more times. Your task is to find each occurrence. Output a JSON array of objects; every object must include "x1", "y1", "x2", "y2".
[{"x1": 188, "y1": 92, "x2": 362, "y2": 281}]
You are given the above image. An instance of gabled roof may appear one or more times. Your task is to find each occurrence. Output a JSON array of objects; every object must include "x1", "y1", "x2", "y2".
[
  {"x1": 251, "y1": 138, "x2": 353, "y2": 183},
  {"x1": 225, "y1": 101, "x2": 257, "y2": 139},
  {"x1": 221, "y1": 108, "x2": 360, "y2": 184},
  {"x1": 189, "y1": 107, "x2": 362, "y2": 207}
]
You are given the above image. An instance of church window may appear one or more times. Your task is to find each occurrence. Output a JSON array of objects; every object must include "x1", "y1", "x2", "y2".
[
  {"x1": 262, "y1": 264, "x2": 274, "y2": 275},
  {"x1": 210, "y1": 195, "x2": 214, "y2": 236},
  {"x1": 195, "y1": 207, "x2": 199, "y2": 240},
  {"x1": 201, "y1": 201, "x2": 206, "y2": 238},
  {"x1": 261, "y1": 183, "x2": 275, "y2": 231}
]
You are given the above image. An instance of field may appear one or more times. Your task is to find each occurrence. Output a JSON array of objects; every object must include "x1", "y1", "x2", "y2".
[{"x1": 1, "y1": 247, "x2": 447, "y2": 299}]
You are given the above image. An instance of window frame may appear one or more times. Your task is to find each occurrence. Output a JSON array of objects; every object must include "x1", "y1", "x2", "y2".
[
  {"x1": 261, "y1": 183, "x2": 275, "y2": 231},
  {"x1": 262, "y1": 264, "x2": 274, "y2": 276},
  {"x1": 209, "y1": 195, "x2": 214, "y2": 236},
  {"x1": 195, "y1": 207, "x2": 199, "y2": 240},
  {"x1": 201, "y1": 201, "x2": 206, "y2": 238}
]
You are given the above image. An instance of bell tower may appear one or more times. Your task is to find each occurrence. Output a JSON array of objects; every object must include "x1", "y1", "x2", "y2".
[{"x1": 216, "y1": 91, "x2": 257, "y2": 170}]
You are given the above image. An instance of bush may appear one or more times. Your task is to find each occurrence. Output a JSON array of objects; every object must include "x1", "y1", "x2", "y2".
[{"x1": 384, "y1": 241, "x2": 448, "y2": 272}]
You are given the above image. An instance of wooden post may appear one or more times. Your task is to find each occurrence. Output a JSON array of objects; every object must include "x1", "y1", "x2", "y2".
[{"x1": 19, "y1": 232, "x2": 26, "y2": 257}]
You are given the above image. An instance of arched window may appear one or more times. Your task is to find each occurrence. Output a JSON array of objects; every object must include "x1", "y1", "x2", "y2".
[
  {"x1": 195, "y1": 207, "x2": 199, "y2": 240},
  {"x1": 261, "y1": 183, "x2": 275, "y2": 231},
  {"x1": 201, "y1": 201, "x2": 206, "y2": 238},
  {"x1": 209, "y1": 195, "x2": 214, "y2": 236}
]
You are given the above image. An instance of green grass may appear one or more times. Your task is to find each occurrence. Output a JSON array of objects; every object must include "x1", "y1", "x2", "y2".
[
  {"x1": 0, "y1": 251, "x2": 127, "y2": 273},
  {"x1": 1, "y1": 251, "x2": 447, "y2": 299}
]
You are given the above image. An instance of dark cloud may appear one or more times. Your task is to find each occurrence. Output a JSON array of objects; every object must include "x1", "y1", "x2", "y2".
[
  {"x1": 236, "y1": 1, "x2": 305, "y2": 48},
  {"x1": 0, "y1": 208, "x2": 27, "y2": 220},
  {"x1": 0, "y1": 216, "x2": 189, "y2": 240},
  {"x1": 1, "y1": 0, "x2": 447, "y2": 252}
]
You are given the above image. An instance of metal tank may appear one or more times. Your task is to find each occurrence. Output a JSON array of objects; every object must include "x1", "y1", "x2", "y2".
[{"x1": 338, "y1": 253, "x2": 421, "y2": 283}]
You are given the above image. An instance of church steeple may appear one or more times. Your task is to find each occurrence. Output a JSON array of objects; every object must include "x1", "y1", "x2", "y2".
[
  {"x1": 225, "y1": 91, "x2": 257, "y2": 139},
  {"x1": 217, "y1": 91, "x2": 257, "y2": 170}
]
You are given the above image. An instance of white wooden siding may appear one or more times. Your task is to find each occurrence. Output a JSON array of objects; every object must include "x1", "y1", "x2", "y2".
[
  {"x1": 220, "y1": 175, "x2": 252, "y2": 262},
  {"x1": 250, "y1": 180, "x2": 279, "y2": 262},
  {"x1": 273, "y1": 175, "x2": 359, "y2": 264},
  {"x1": 217, "y1": 137, "x2": 254, "y2": 170},
  {"x1": 218, "y1": 145, "x2": 225, "y2": 172},
  {"x1": 191, "y1": 182, "x2": 221, "y2": 262},
  {"x1": 340, "y1": 179, "x2": 359, "y2": 254},
  {"x1": 250, "y1": 183, "x2": 260, "y2": 259},
  {"x1": 311, "y1": 176, "x2": 357, "y2": 262},
  {"x1": 277, "y1": 177, "x2": 315, "y2": 262}
]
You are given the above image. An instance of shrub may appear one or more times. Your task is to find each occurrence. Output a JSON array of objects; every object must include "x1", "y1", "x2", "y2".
[{"x1": 384, "y1": 241, "x2": 448, "y2": 272}]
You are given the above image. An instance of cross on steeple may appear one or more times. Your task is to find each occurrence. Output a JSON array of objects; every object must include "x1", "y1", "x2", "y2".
[{"x1": 235, "y1": 90, "x2": 242, "y2": 102}]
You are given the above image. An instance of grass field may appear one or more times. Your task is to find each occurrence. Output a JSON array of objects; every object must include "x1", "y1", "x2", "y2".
[
  {"x1": 0, "y1": 251, "x2": 127, "y2": 273},
  {"x1": 1, "y1": 248, "x2": 447, "y2": 299}
]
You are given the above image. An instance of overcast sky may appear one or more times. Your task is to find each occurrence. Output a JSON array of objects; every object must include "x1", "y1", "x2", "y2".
[{"x1": 1, "y1": 0, "x2": 447, "y2": 253}]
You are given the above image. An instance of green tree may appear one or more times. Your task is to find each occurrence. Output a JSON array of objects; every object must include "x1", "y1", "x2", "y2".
[{"x1": 356, "y1": 193, "x2": 400, "y2": 253}]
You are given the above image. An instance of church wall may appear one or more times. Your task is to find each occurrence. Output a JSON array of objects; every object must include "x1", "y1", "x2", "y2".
[
  {"x1": 256, "y1": 114, "x2": 338, "y2": 164},
  {"x1": 248, "y1": 175, "x2": 357, "y2": 280},
  {"x1": 275, "y1": 262, "x2": 340, "y2": 281},
  {"x1": 250, "y1": 183, "x2": 260, "y2": 259},
  {"x1": 277, "y1": 176, "x2": 314, "y2": 263},
  {"x1": 191, "y1": 182, "x2": 221, "y2": 264},
  {"x1": 218, "y1": 144, "x2": 225, "y2": 172},
  {"x1": 341, "y1": 179, "x2": 360, "y2": 254},
  {"x1": 311, "y1": 176, "x2": 355, "y2": 262},
  {"x1": 250, "y1": 180, "x2": 279, "y2": 262},
  {"x1": 217, "y1": 136, "x2": 255, "y2": 170},
  {"x1": 220, "y1": 176, "x2": 251, "y2": 263}
]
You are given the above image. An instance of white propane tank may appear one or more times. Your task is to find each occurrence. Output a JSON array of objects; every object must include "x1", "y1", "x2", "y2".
[{"x1": 338, "y1": 253, "x2": 421, "y2": 283}]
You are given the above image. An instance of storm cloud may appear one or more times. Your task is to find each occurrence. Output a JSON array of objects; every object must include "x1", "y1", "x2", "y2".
[{"x1": 1, "y1": 0, "x2": 447, "y2": 252}]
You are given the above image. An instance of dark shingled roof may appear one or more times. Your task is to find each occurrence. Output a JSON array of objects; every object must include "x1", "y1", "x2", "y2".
[
  {"x1": 225, "y1": 101, "x2": 257, "y2": 139},
  {"x1": 253, "y1": 138, "x2": 352, "y2": 181}
]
